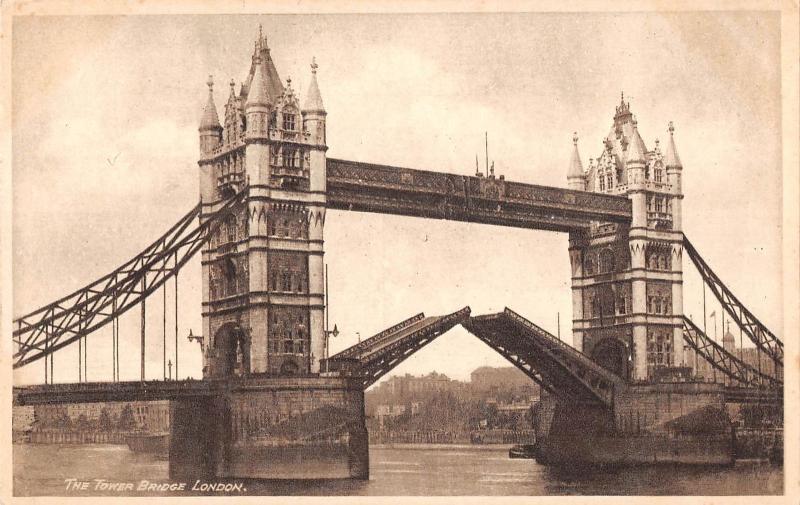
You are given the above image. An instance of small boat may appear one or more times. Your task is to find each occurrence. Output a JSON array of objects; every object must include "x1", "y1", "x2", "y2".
[
  {"x1": 125, "y1": 432, "x2": 170, "y2": 455},
  {"x1": 509, "y1": 444, "x2": 536, "y2": 459}
]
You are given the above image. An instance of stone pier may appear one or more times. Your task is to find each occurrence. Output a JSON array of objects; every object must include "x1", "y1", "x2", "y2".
[{"x1": 169, "y1": 377, "x2": 368, "y2": 480}]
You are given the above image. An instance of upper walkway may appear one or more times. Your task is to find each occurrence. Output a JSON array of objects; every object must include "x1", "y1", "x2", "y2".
[{"x1": 327, "y1": 158, "x2": 632, "y2": 232}]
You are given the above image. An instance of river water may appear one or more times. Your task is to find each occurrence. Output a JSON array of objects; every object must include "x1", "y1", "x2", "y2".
[{"x1": 13, "y1": 443, "x2": 782, "y2": 496}]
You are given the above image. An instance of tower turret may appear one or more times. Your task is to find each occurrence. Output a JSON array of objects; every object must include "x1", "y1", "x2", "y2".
[
  {"x1": 567, "y1": 132, "x2": 586, "y2": 191},
  {"x1": 665, "y1": 121, "x2": 683, "y2": 190},
  {"x1": 199, "y1": 75, "x2": 222, "y2": 154},
  {"x1": 245, "y1": 53, "x2": 270, "y2": 136},
  {"x1": 302, "y1": 57, "x2": 327, "y2": 148},
  {"x1": 625, "y1": 118, "x2": 647, "y2": 185}
]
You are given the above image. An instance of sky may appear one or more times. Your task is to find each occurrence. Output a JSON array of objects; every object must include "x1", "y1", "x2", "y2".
[{"x1": 11, "y1": 12, "x2": 783, "y2": 385}]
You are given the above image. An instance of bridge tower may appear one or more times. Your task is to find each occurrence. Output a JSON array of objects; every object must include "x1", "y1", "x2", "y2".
[
  {"x1": 568, "y1": 95, "x2": 684, "y2": 382},
  {"x1": 197, "y1": 29, "x2": 327, "y2": 378}
]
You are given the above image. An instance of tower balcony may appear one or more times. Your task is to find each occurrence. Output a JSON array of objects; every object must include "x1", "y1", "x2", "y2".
[
  {"x1": 202, "y1": 132, "x2": 246, "y2": 160},
  {"x1": 647, "y1": 211, "x2": 673, "y2": 229},
  {"x1": 267, "y1": 127, "x2": 312, "y2": 144},
  {"x1": 270, "y1": 164, "x2": 310, "y2": 190},
  {"x1": 217, "y1": 170, "x2": 245, "y2": 198}
]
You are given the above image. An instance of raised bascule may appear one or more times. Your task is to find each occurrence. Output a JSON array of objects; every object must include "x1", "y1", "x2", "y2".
[{"x1": 13, "y1": 30, "x2": 783, "y2": 478}]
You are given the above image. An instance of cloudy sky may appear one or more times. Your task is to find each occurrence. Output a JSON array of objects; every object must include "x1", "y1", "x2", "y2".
[{"x1": 12, "y1": 12, "x2": 782, "y2": 385}]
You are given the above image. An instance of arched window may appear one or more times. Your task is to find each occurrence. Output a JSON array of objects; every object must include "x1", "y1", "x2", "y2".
[
  {"x1": 226, "y1": 215, "x2": 237, "y2": 243},
  {"x1": 616, "y1": 294, "x2": 627, "y2": 315},
  {"x1": 584, "y1": 256, "x2": 595, "y2": 276},
  {"x1": 282, "y1": 112, "x2": 296, "y2": 131},
  {"x1": 224, "y1": 258, "x2": 237, "y2": 296},
  {"x1": 599, "y1": 176, "x2": 605, "y2": 191},
  {"x1": 591, "y1": 298, "x2": 601, "y2": 318},
  {"x1": 599, "y1": 249, "x2": 615, "y2": 274}
]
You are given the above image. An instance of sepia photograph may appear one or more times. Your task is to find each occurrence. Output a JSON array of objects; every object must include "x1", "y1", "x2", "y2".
[{"x1": 3, "y1": 1, "x2": 798, "y2": 501}]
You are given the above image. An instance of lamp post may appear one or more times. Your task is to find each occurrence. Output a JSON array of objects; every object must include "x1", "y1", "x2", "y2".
[
  {"x1": 186, "y1": 329, "x2": 206, "y2": 378},
  {"x1": 323, "y1": 324, "x2": 339, "y2": 373}
]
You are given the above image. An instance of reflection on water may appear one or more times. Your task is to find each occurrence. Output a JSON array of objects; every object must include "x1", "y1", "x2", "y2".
[{"x1": 13, "y1": 443, "x2": 782, "y2": 496}]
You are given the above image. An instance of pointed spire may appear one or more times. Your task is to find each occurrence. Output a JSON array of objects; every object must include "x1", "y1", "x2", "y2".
[
  {"x1": 285, "y1": 76, "x2": 294, "y2": 98},
  {"x1": 246, "y1": 54, "x2": 270, "y2": 109},
  {"x1": 303, "y1": 57, "x2": 326, "y2": 113},
  {"x1": 567, "y1": 132, "x2": 584, "y2": 178},
  {"x1": 199, "y1": 75, "x2": 221, "y2": 131},
  {"x1": 625, "y1": 117, "x2": 647, "y2": 164},
  {"x1": 664, "y1": 121, "x2": 683, "y2": 169}
]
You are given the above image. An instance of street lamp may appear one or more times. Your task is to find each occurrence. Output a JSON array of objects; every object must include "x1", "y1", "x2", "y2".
[{"x1": 323, "y1": 324, "x2": 340, "y2": 372}]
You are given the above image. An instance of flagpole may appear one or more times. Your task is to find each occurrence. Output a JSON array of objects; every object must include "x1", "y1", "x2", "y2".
[{"x1": 485, "y1": 132, "x2": 489, "y2": 178}]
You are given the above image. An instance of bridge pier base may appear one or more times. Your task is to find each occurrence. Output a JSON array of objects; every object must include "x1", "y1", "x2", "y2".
[
  {"x1": 533, "y1": 383, "x2": 735, "y2": 467},
  {"x1": 169, "y1": 377, "x2": 369, "y2": 480}
]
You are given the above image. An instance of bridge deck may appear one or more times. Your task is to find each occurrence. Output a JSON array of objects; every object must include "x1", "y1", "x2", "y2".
[
  {"x1": 13, "y1": 376, "x2": 363, "y2": 406},
  {"x1": 326, "y1": 307, "x2": 471, "y2": 388},
  {"x1": 327, "y1": 158, "x2": 632, "y2": 232},
  {"x1": 464, "y1": 308, "x2": 624, "y2": 406}
]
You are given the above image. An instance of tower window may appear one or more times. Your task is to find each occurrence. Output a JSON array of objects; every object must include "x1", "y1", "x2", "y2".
[
  {"x1": 282, "y1": 149, "x2": 297, "y2": 168},
  {"x1": 269, "y1": 111, "x2": 277, "y2": 129},
  {"x1": 224, "y1": 258, "x2": 237, "y2": 296},
  {"x1": 282, "y1": 113, "x2": 296, "y2": 131},
  {"x1": 599, "y1": 249, "x2": 615, "y2": 274},
  {"x1": 226, "y1": 215, "x2": 237, "y2": 243}
]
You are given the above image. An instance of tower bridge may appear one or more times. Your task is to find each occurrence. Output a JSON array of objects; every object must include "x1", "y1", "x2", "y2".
[{"x1": 12, "y1": 30, "x2": 783, "y2": 478}]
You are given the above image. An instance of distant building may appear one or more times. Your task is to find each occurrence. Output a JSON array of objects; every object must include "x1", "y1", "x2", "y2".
[
  {"x1": 30, "y1": 400, "x2": 169, "y2": 433},
  {"x1": 470, "y1": 366, "x2": 539, "y2": 395},
  {"x1": 380, "y1": 372, "x2": 453, "y2": 396},
  {"x1": 375, "y1": 403, "x2": 408, "y2": 427},
  {"x1": 689, "y1": 326, "x2": 779, "y2": 384},
  {"x1": 12, "y1": 406, "x2": 35, "y2": 432},
  {"x1": 131, "y1": 401, "x2": 170, "y2": 432}
]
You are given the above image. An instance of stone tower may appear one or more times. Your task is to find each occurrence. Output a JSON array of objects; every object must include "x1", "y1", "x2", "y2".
[
  {"x1": 198, "y1": 29, "x2": 327, "y2": 378},
  {"x1": 567, "y1": 94, "x2": 685, "y2": 382}
]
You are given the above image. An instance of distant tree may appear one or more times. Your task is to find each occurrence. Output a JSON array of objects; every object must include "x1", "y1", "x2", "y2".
[
  {"x1": 97, "y1": 409, "x2": 113, "y2": 432},
  {"x1": 75, "y1": 413, "x2": 92, "y2": 431},
  {"x1": 118, "y1": 404, "x2": 136, "y2": 431},
  {"x1": 55, "y1": 413, "x2": 72, "y2": 430}
]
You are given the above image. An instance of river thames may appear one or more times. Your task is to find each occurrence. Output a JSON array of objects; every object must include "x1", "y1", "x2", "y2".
[{"x1": 13, "y1": 443, "x2": 782, "y2": 496}]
